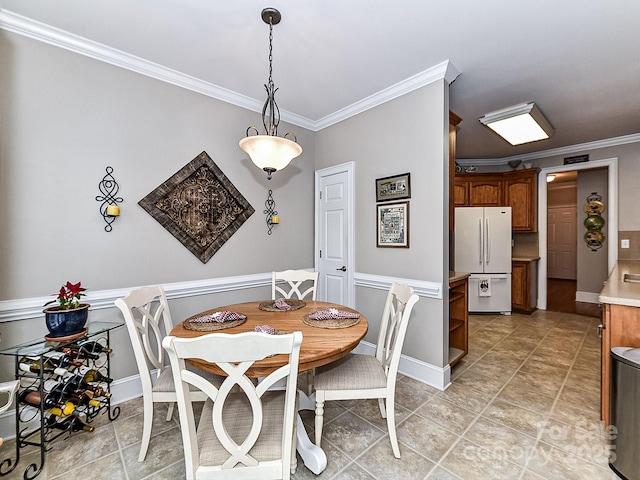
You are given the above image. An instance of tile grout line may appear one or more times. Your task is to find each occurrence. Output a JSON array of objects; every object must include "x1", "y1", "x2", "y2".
[{"x1": 430, "y1": 313, "x2": 568, "y2": 479}]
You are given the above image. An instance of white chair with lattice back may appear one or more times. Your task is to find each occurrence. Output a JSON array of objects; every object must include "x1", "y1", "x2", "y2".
[
  {"x1": 314, "y1": 283, "x2": 419, "y2": 458},
  {"x1": 163, "y1": 331, "x2": 302, "y2": 480},
  {"x1": 272, "y1": 269, "x2": 318, "y2": 394},
  {"x1": 272, "y1": 270, "x2": 319, "y2": 301},
  {"x1": 0, "y1": 380, "x2": 19, "y2": 447},
  {"x1": 115, "y1": 285, "x2": 222, "y2": 462}
]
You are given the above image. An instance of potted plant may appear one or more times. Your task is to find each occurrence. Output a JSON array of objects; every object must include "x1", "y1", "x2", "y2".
[{"x1": 43, "y1": 281, "x2": 90, "y2": 339}]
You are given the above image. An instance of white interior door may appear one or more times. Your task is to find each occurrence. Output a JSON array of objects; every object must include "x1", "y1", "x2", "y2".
[
  {"x1": 315, "y1": 163, "x2": 354, "y2": 306},
  {"x1": 547, "y1": 205, "x2": 577, "y2": 279}
]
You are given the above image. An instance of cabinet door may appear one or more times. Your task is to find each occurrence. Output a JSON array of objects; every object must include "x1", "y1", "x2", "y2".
[
  {"x1": 511, "y1": 261, "x2": 529, "y2": 312},
  {"x1": 469, "y1": 179, "x2": 502, "y2": 206},
  {"x1": 453, "y1": 180, "x2": 469, "y2": 207},
  {"x1": 504, "y1": 173, "x2": 537, "y2": 231}
]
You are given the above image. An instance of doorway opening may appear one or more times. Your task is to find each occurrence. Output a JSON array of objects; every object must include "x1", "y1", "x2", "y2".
[{"x1": 538, "y1": 158, "x2": 618, "y2": 311}]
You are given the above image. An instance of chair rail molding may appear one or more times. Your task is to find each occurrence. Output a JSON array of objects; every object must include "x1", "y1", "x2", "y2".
[
  {"x1": 354, "y1": 272, "x2": 443, "y2": 299},
  {"x1": 0, "y1": 272, "x2": 276, "y2": 323}
]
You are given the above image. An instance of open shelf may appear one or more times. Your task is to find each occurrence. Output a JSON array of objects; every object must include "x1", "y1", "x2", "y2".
[
  {"x1": 449, "y1": 347, "x2": 465, "y2": 364},
  {"x1": 449, "y1": 317, "x2": 464, "y2": 333}
]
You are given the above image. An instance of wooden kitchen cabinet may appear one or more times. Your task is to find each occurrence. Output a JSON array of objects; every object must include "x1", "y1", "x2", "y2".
[
  {"x1": 600, "y1": 302, "x2": 640, "y2": 426},
  {"x1": 512, "y1": 259, "x2": 538, "y2": 313},
  {"x1": 448, "y1": 111, "x2": 462, "y2": 227},
  {"x1": 449, "y1": 275, "x2": 468, "y2": 367},
  {"x1": 454, "y1": 168, "x2": 539, "y2": 231},
  {"x1": 468, "y1": 177, "x2": 503, "y2": 206},
  {"x1": 504, "y1": 169, "x2": 538, "y2": 231}
]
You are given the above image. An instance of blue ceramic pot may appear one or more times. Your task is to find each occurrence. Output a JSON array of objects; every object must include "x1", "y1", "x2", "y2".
[{"x1": 43, "y1": 304, "x2": 89, "y2": 338}]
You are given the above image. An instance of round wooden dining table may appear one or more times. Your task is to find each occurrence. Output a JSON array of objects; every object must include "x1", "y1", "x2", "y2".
[
  {"x1": 169, "y1": 299, "x2": 368, "y2": 475},
  {"x1": 169, "y1": 300, "x2": 368, "y2": 378}
]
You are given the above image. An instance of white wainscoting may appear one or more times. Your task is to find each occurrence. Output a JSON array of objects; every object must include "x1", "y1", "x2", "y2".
[{"x1": 0, "y1": 270, "x2": 447, "y2": 440}]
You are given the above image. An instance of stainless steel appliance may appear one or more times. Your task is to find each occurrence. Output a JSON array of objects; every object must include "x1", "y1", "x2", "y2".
[
  {"x1": 610, "y1": 346, "x2": 640, "y2": 480},
  {"x1": 454, "y1": 207, "x2": 512, "y2": 314}
]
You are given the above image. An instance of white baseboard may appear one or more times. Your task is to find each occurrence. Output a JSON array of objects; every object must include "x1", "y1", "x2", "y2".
[
  {"x1": 354, "y1": 341, "x2": 448, "y2": 391},
  {"x1": 576, "y1": 291, "x2": 601, "y2": 304}
]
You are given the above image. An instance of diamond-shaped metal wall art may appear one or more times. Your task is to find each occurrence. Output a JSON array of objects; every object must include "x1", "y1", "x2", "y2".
[{"x1": 139, "y1": 151, "x2": 254, "y2": 263}]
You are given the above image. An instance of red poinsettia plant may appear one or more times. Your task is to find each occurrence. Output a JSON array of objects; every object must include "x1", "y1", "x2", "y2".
[{"x1": 44, "y1": 281, "x2": 87, "y2": 310}]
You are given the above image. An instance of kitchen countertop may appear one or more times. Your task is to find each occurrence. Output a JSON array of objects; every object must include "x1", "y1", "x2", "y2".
[
  {"x1": 449, "y1": 271, "x2": 470, "y2": 283},
  {"x1": 599, "y1": 260, "x2": 640, "y2": 307},
  {"x1": 512, "y1": 256, "x2": 541, "y2": 262}
]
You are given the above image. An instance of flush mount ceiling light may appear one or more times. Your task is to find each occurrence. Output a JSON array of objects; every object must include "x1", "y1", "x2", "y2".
[
  {"x1": 239, "y1": 7, "x2": 302, "y2": 180},
  {"x1": 479, "y1": 102, "x2": 554, "y2": 146}
]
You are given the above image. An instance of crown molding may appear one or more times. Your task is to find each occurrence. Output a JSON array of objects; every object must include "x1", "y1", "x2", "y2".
[
  {"x1": 0, "y1": 10, "x2": 456, "y2": 133},
  {"x1": 457, "y1": 133, "x2": 640, "y2": 166},
  {"x1": 314, "y1": 61, "x2": 459, "y2": 131},
  {"x1": 0, "y1": 10, "x2": 317, "y2": 131}
]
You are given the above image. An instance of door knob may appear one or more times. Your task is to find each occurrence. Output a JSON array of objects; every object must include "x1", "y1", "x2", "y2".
[{"x1": 336, "y1": 266, "x2": 347, "y2": 272}]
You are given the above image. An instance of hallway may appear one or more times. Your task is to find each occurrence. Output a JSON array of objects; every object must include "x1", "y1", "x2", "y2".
[{"x1": 547, "y1": 278, "x2": 602, "y2": 318}]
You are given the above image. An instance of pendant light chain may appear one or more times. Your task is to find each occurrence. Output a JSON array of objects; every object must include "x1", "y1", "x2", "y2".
[
  {"x1": 262, "y1": 13, "x2": 280, "y2": 137},
  {"x1": 239, "y1": 8, "x2": 302, "y2": 181}
]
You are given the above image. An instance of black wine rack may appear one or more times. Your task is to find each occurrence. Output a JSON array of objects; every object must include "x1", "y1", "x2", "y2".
[{"x1": 0, "y1": 322, "x2": 122, "y2": 479}]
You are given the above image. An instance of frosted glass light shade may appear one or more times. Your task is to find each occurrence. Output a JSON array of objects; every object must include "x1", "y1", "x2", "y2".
[
  {"x1": 239, "y1": 135, "x2": 302, "y2": 175},
  {"x1": 479, "y1": 102, "x2": 554, "y2": 146}
]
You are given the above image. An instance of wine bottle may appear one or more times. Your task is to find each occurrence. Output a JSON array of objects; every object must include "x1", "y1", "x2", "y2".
[
  {"x1": 19, "y1": 389, "x2": 77, "y2": 417},
  {"x1": 47, "y1": 416, "x2": 95, "y2": 433},
  {"x1": 64, "y1": 374, "x2": 112, "y2": 399},
  {"x1": 18, "y1": 356, "x2": 68, "y2": 377},
  {"x1": 81, "y1": 368, "x2": 113, "y2": 384},
  {"x1": 82, "y1": 385, "x2": 112, "y2": 400},
  {"x1": 44, "y1": 352, "x2": 83, "y2": 370},
  {"x1": 76, "y1": 341, "x2": 113, "y2": 354},
  {"x1": 61, "y1": 346, "x2": 99, "y2": 361}
]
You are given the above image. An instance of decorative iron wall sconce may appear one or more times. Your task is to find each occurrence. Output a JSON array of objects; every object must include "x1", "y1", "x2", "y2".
[
  {"x1": 583, "y1": 192, "x2": 605, "y2": 251},
  {"x1": 96, "y1": 166, "x2": 123, "y2": 232},
  {"x1": 264, "y1": 189, "x2": 279, "y2": 235}
]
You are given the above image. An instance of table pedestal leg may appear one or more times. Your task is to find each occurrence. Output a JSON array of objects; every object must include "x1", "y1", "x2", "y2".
[
  {"x1": 296, "y1": 414, "x2": 327, "y2": 474},
  {"x1": 295, "y1": 390, "x2": 326, "y2": 474}
]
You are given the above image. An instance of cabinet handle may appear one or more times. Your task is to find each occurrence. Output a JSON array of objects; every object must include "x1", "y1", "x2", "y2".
[{"x1": 597, "y1": 323, "x2": 604, "y2": 338}]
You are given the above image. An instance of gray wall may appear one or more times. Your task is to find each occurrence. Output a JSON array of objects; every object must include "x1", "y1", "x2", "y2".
[
  {"x1": 0, "y1": 31, "x2": 315, "y2": 300},
  {"x1": 315, "y1": 82, "x2": 450, "y2": 368},
  {"x1": 576, "y1": 169, "x2": 608, "y2": 294},
  {"x1": 0, "y1": 32, "x2": 315, "y2": 381}
]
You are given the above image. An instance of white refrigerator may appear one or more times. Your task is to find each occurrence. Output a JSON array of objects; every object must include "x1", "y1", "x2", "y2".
[{"x1": 454, "y1": 207, "x2": 512, "y2": 314}]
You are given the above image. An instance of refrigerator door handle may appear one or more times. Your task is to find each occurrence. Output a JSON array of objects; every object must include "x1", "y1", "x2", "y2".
[
  {"x1": 478, "y1": 218, "x2": 483, "y2": 265},
  {"x1": 486, "y1": 217, "x2": 491, "y2": 264}
]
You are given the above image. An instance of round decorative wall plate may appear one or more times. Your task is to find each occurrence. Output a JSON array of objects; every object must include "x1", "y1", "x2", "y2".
[{"x1": 583, "y1": 200, "x2": 604, "y2": 216}]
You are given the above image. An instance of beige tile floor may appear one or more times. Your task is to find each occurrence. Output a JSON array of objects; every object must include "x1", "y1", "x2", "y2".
[{"x1": 0, "y1": 310, "x2": 620, "y2": 479}]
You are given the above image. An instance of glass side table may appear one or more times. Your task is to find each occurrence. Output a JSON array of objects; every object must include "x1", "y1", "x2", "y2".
[{"x1": 0, "y1": 321, "x2": 123, "y2": 479}]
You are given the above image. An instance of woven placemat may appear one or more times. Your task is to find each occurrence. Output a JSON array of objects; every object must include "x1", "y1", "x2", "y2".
[
  {"x1": 183, "y1": 317, "x2": 246, "y2": 332},
  {"x1": 258, "y1": 299, "x2": 306, "y2": 312},
  {"x1": 302, "y1": 315, "x2": 360, "y2": 329}
]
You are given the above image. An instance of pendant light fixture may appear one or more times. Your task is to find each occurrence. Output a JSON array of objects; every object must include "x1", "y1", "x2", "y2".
[{"x1": 239, "y1": 7, "x2": 302, "y2": 180}]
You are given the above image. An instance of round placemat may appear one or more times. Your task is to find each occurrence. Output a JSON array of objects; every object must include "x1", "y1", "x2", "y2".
[
  {"x1": 183, "y1": 317, "x2": 246, "y2": 332},
  {"x1": 302, "y1": 315, "x2": 360, "y2": 329},
  {"x1": 259, "y1": 299, "x2": 306, "y2": 312}
]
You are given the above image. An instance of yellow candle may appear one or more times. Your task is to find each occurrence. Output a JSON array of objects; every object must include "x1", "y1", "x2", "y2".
[
  {"x1": 106, "y1": 205, "x2": 120, "y2": 216},
  {"x1": 271, "y1": 215, "x2": 279, "y2": 224}
]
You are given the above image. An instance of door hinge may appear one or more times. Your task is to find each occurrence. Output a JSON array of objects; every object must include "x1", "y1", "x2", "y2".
[
  {"x1": 319, "y1": 191, "x2": 322, "y2": 199},
  {"x1": 319, "y1": 250, "x2": 322, "y2": 258}
]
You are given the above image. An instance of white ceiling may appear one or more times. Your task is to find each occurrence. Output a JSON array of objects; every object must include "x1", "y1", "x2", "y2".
[{"x1": 1, "y1": 0, "x2": 639, "y2": 161}]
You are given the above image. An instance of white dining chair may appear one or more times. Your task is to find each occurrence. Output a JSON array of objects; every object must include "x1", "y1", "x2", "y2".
[
  {"x1": 0, "y1": 380, "x2": 19, "y2": 447},
  {"x1": 314, "y1": 283, "x2": 419, "y2": 458},
  {"x1": 272, "y1": 269, "x2": 319, "y2": 394},
  {"x1": 163, "y1": 330, "x2": 303, "y2": 480},
  {"x1": 272, "y1": 270, "x2": 319, "y2": 301},
  {"x1": 115, "y1": 285, "x2": 222, "y2": 462}
]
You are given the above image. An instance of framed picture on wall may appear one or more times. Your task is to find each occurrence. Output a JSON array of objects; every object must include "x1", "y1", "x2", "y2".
[
  {"x1": 375, "y1": 172, "x2": 411, "y2": 202},
  {"x1": 377, "y1": 201, "x2": 409, "y2": 248}
]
